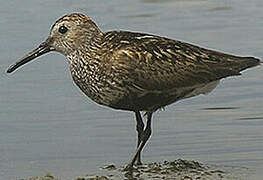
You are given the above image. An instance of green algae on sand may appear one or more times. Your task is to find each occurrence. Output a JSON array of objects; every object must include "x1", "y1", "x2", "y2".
[{"x1": 20, "y1": 159, "x2": 250, "y2": 180}]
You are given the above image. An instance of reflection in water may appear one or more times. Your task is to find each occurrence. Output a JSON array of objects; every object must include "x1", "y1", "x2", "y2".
[
  {"x1": 141, "y1": 0, "x2": 172, "y2": 3},
  {"x1": 208, "y1": 6, "x2": 233, "y2": 12},
  {"x1": 202, "y1": 107, "x2": 240, "y2": 110},
  {"x1": 238, "y1": 117, "x2": 263, "y2": 120},
  {"x1": 141, "y1": 0, "x2": 195, "y2": 3},
  {"x1": 120, "y1": 13, "x2": 157, "y2": 19}
]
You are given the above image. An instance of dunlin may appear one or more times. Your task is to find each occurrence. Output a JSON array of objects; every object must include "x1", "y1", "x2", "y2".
[{"x1": 7, "y1": 13, "x2": 260, "y2": 170}]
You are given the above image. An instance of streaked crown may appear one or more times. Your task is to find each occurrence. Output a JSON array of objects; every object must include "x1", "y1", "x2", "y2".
[{"x1": 48, "y1": 13, "x2": 102, "y2": 55}]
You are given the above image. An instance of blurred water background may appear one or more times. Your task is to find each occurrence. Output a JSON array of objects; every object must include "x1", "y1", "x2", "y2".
[{"x1": 0, "y1": 0, "x2": 262, "y2": 179}]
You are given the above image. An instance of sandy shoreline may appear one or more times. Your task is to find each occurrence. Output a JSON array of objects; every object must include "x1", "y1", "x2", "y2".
[{"x1": 19, "y1": 159, "x2": 249, "y2": 180}]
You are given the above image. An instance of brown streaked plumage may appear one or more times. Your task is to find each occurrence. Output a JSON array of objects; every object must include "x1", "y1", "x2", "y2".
[{"x1": 6, "y1": 13, "x2": 260, "y2": 171}]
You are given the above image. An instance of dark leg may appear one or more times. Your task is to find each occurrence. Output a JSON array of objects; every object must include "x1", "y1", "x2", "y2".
[
  {"x1": 124, "y1": 112, "x2": 153, "y2": 171},
  {"x1": 135, "y1": 111, "x2": 144, "y2": 165}
]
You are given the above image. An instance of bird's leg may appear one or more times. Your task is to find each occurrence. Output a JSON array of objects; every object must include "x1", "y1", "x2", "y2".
[
  {"x1": 124, "y1": 112, "x2": 153, "y2": 171},
  {"x1": 135, "y1": 111, "x2": 144, "y2": 165}
]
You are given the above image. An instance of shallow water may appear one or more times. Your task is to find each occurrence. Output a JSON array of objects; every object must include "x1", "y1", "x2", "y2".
[{"x1": 0, "y1": 0, "x2": 262, "y2": 179}]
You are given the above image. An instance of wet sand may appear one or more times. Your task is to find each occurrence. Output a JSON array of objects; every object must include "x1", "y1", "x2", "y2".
[{"x1": 20, "y1": 159, "x2": 250, "y2": 180}]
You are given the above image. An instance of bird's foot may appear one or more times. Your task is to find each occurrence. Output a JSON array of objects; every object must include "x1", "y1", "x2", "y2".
[
  {"x1": 135, "y1": 160, "x2": 143, "y2": 166},
  {"x1": 123, "y1": 164, "x2": 134, "y2": 172},
  {"x1": 123, "y1": 163, "x2": 142, "y2": 179}
]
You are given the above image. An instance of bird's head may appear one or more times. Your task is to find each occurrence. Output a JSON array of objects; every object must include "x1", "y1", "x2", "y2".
[{"x1": 7, "y1": 13, "x2": 102, "y2": 73}]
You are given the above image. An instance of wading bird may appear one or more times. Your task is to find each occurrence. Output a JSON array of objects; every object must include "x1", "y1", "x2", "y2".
[{"x1": 7, "y1": 13, "x2": 260, "y2": 170}]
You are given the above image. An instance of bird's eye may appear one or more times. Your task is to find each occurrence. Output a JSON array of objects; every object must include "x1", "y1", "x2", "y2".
[{"x1": 58, "y1": 26, "x2": 68, "y2": 34}]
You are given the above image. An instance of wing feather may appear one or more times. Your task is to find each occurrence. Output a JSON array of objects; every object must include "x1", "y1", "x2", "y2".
[{"x1": 105, "y1": 31, "x2": 259, "y2": 92}]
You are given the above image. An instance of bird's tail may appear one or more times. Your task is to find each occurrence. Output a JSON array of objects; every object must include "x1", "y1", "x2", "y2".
[
  {"x1": 211, "y1": 55, "x2": 261, "y2": 79},
  {"x1": 236, "y1": 56, "x2": 261, "y2": 72}
]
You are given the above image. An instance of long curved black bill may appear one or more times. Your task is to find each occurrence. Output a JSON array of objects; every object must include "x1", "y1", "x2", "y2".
[{"x1": 6, "y1": 40, "x2": 52, "y2": 73}]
